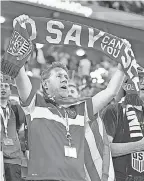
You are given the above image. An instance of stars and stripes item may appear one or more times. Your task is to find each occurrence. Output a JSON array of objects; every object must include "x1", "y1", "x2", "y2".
[
  {"x1": 2, "y1": 15, "x2": 140, "y2": 93},
  {"x1": 84, "y1": 110, "x2": 115, "y2": 181},
  {"x1": 1, "y1": 22, "x2": 33, "y2": 78},
  {"x1": 21, "y1": 93, "x2": 93, "y2": 181},
  {"x1": 21, "y1": 92, "x2": 115, "y2": 181},
  {"x1": 28, "y1": 16, "x2": 140, "y2": 93},
  {"x1": 7, "y1": 31, "x2": 31, "y2": 61},
  {"x1": 131, "y1": 152, "x2": 144, "y2": 173}
]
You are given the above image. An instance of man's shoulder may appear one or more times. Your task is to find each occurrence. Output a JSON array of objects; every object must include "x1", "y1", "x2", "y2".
[{"x1": 35, "y1": 93, "x2": 47, "y2": 107}]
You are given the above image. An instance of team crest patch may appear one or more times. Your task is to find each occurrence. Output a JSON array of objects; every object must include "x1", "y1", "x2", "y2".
[
  {"x1": 131, "y1": 152, "x2": 144, "y2": 173},
  {"x1": 66, "y1": 107, "x2": 77, "y2": 119},
  {"x1": 7, "y1": 31, "x2": 32, "y2": 60}
]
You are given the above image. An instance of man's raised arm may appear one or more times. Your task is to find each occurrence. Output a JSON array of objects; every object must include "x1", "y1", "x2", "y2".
[
  {"x1": 15, "y1": 66, "x2": 32, "y2": 103},
  {"x1": 13, "y1": 15, "x2": 33, "y2": 102},
  {"x1": 92, "y1": 63, "x2": 125, "y2": 115}
]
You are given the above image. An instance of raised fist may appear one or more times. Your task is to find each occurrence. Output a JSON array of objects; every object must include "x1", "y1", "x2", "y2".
[
  {"x1": 13, "y1": 14, "x2": 30, "y2": 29},
  {"x1": 13, "y1": 14, "x2": 37, "y2": 40}
]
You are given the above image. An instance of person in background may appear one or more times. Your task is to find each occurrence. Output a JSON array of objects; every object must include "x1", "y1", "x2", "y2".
[
  {"x1": 102, "y1": 69, "x2": 144, "y2": 181},
  {"x1": 0, "y1": 74, "x2": 26, "y2": 181},
  {"x1": 68, "y1": 80, "x2": 79, "y2": 99},
  {"x1": 78, "y1": 54, "x2": 91, "y2": 78}
]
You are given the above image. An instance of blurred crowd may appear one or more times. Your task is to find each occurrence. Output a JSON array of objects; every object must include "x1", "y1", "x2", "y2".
[{"x1": 93, "y1": 1, "x2": 144, "y2": 16}]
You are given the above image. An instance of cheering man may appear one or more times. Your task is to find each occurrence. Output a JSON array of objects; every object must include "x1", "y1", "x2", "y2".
[{"x1": 9, "y1": 15, "x2": 126, "y2": 181}]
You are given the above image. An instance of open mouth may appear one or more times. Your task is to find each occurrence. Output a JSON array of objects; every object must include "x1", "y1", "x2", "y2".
[
  {"x1": 1, "y1": 91, "x2": 6, "y2": 95},
  {"x1": 60, "y1": 85, "x2": 67, "y2": 90}
]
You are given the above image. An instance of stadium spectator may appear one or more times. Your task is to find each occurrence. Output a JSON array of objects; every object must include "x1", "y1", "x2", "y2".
[
  {"x1": 102, "y1": 70, "x2": 144, "y2": 181},
  {"x1": 0, "y1": 74, "x2": 26, "y2": 181}
]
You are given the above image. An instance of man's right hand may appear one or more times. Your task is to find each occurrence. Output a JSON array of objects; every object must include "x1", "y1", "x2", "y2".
[
  {"x1": 13, "y1": 14, "x2": 30, "y2": 28},
  {"x1": 13, "y1": 14, "x2": 37, "y2": 41}
]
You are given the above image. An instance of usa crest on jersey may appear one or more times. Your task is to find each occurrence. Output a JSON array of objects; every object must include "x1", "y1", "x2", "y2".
[
  {"x1": 7, "y1": 30, "x2": 32, "y2": 61},
  {"x1": 131, "y1": 152, "x2": 144, "y2": 173}
]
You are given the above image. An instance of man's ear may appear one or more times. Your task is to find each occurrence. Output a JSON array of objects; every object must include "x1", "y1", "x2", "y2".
[{"x1": 42, "y1": 80, "x2": 48, "y2": 90}]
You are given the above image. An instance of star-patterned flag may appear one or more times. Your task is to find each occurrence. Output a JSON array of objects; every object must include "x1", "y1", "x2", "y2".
[{"x1": 1, "y1": 22, "x2": 33, "y2": 78}]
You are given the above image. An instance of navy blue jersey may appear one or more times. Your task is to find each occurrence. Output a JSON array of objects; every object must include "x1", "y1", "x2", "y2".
[{"x1": 102, "y1": 103, "x2": 144, "y2": 179}]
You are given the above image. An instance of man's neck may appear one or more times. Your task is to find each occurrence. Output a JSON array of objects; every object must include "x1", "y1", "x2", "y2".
[{"x1": 0, "y1": 99, "x2": 8, "y2": 108}]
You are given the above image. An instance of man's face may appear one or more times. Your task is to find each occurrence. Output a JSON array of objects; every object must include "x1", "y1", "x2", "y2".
[
  {"x1": 0, "y1": 83, "x2": 11, "y2": 99},
  {"x1": 68, "y1": 85, "x2": 79, "y2": 98},
  {"x1": 43, "y1": 67, "x2": 69, "y2": 99}
]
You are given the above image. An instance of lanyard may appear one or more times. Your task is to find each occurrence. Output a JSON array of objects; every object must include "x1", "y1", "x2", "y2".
[
  {"x1": 0, "y1": 106, "x2": 10, "y2": 137},
  {"x1": 55, "y1": 107, "x2": 72, "y2": 147},
  {"x1": 64, "y1": 110, "x2": 72, "y2": 147}
]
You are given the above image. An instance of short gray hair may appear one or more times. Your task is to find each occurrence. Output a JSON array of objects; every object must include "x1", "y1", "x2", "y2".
[{"x1": 41, "y1": 62, "x2": 68, "y2": 81}]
